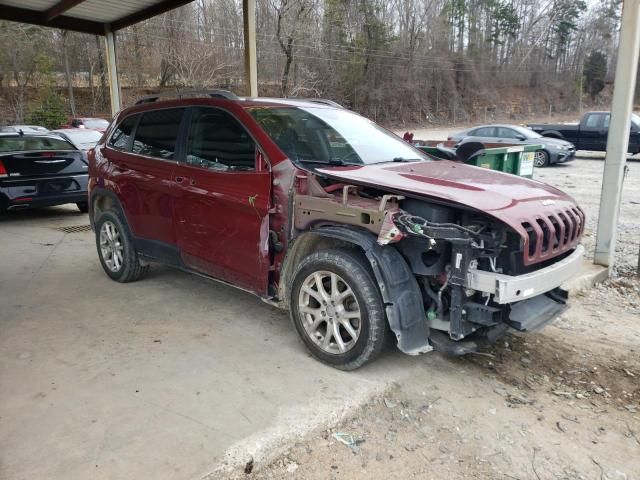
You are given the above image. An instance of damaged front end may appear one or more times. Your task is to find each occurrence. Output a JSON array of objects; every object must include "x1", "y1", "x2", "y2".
[{"x1": 292, "y1": 175, "x2": 584, "y2": 356}]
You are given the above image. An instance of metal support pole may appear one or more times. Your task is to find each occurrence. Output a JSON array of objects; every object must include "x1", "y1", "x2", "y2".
[
  {"x1": 594, "y1": 0, "x2": 640, "y2": 270},
  {"x1": 243, "y1": 0, "x2": 258, "y2": 97},
  {"x1": 104, "y1": 29, "x2": 121, "y2": 116}
]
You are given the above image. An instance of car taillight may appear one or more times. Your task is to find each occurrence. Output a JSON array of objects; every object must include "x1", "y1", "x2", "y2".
[{"x1": 0, "y1": 160, "x2": 7, "y2": 178}]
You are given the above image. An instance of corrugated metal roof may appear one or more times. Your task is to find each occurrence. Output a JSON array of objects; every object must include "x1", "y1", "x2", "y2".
[
  {"x1": 1, "y1": 0, "x2": 57, "y2": 10},
  {"x1": 0, "y1": 0, "x2": 194, "y2": 35},
  {"x1": 66, "y1": 0, "x2": 160, "y2": 23}
]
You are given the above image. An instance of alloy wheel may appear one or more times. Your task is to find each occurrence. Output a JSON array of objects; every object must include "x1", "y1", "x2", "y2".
[
  {"x1": 534, "y1": 150, "x2": 548, "y2": 167},
  {"x1": 99, "y1": 220, "x2": 124, "y2": 272},
  {"x1": 298, "y1": 271, "x2": 362, "y2": 354}
]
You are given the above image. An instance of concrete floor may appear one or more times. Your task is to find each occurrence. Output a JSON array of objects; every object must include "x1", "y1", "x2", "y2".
[{"x1": 0, "y1": 206, "x2": 422, "y2": 480}]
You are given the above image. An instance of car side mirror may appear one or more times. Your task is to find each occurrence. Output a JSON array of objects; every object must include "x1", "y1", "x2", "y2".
[{"x1": 516, "y1": 135, "x2": 526, "y2": 141}]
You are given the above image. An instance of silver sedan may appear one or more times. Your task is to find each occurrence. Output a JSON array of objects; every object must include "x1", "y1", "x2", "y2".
[{"x1": 448, "y1": 124, "x2": 576, "y2": 167}]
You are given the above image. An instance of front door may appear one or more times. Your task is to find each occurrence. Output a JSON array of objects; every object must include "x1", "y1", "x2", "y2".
[
  {"x1": 173, "y1": 107, "x2": 271, "y2": 294},
  {"x1": 495, "y1": 127, "x2": 526, "y2": 145}
]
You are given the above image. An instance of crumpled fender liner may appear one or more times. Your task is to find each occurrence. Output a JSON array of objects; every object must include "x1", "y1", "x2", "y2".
[{"x1": 313, "y1": 226, "x2": 432, "y2": 355}]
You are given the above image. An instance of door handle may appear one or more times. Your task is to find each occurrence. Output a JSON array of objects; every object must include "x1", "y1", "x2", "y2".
[{"x1": 174, "y1": 176, "x2": 185, "y2": 183}]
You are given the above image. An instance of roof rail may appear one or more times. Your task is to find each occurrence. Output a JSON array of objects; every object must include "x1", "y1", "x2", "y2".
[
  {"x1": 135, "y1": 89, "x2": 239, "y2": 105},
  {"x1": 291, "y1": 98, "x2": 345, "y2": 108}
]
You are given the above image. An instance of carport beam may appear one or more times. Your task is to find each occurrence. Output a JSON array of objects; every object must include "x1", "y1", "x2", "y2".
[
  {"x1": 104, "y1": 29, "x2": 122, "y2": 116},
  {"x1": 594, "y1": 0, "x2": 640, "y2": 270},
  {"x1": 243, "y1": 0, "x2": 258, "y2": 97}
]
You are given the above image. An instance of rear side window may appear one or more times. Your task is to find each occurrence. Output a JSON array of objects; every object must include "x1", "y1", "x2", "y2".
[
  {"x1": 132, "y1": 109, "x2": 184, "y2": 160},
  {"x1": 108, "y1": 115, "x2": 138, "y2": 151},
  {"x1": 185, "y1": 107, "x2": 256, "y2": 171},
  {"x1": 472, "y1": 127, "x2": 495, "y2": 137}
]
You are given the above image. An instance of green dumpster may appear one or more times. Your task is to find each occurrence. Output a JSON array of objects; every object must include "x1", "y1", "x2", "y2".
[{"x1": 417, "y1": 143, "x2": 543, "y2": 179}]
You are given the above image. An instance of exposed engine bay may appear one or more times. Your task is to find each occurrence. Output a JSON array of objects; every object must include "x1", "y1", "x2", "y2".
[{"x1": 292, "y1": 173, "x2": 583, "y2": 354}]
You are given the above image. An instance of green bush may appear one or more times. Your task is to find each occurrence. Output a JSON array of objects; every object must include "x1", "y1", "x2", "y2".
[
  {"x1": 26, "y1": 92, "x2": 68, "y2": 130},
  {"x1": 584, "y1": 51, "x2": 607, "y2": 100}
]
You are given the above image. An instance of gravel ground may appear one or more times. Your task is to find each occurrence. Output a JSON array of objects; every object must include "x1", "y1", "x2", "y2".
[{"x1": 234, "y1": 138, "x2": 640, "y2": 479}]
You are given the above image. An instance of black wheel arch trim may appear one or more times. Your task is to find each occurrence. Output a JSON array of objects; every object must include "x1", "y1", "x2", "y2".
[
  {"x1": 540, "y1": 130, "x2": 564, "y2": 139},
  {"x1": 89, "y1": 187, "x2": 129, "y2": 231},
  {"x1": 312, "y1": 225, "x2": 431, "y2": 355}
]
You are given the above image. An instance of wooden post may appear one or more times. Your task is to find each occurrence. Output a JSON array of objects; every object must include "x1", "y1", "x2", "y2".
[{"x1": 243, "y1": 0, "x2": 258, "y2": 97}]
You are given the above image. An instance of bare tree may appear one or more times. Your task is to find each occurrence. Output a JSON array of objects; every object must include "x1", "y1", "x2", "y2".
[
  {"x1": 0, "y1": 0, "x2": 625, "y2": 125},
  {"x1": 272, "y1": 0, "x2": 315, "y2": 96},
  {"x1": 61, "y1": 30, "x2": 76, "y2": 116},
  {"x1": 165, "y1": 43, "x2": 233, "y2": 88}
]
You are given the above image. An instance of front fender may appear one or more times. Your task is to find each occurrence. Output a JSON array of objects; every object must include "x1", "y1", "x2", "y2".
[{"x1": 313, "y1": 226, "x2": 432, "y2": 355}]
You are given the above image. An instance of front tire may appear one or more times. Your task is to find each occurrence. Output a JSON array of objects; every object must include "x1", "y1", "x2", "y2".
[
  {"x1": 76, "y1": 201, "x2": 89, "y2": 213},
  {"x1": 289, "y1": 248, "x2": 387, "y2": 370},
  {"x1": 95, "y1": 210, "x2": 148, "y2": 283},
  {"x1": 534, "y1": 149, "x2": 550, "y2": 167}
]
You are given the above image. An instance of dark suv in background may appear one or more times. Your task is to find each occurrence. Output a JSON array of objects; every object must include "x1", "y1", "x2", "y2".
[{"x1": 89, "y1": 91, "x2": 585, "y2": 370}]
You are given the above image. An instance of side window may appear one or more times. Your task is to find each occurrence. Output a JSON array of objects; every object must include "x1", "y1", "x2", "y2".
[
  {"x1": 603, "y1": 114, "x2": 610, "y2": 129},
  {"x1": 585, "y1": 114, "x2": 604, "y2": 128},
  {"x1": 496, "y1": 127, "x2": 519, "y2": 139},
  {"x1": 474, "y1": 127, "x2": 495, "y2": 137},
  {"x1": 132, "y1": 108, "x2": 184, "y2": 160},
  {"x1": 108, "y1": 115, "x2": 138, "y2": 151},
  {"x1": 185, "y1": 107, "x2": 256, "y2": 171}
]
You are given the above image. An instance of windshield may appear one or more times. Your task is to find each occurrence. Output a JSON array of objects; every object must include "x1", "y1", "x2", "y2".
[
  {"x1": 82, "y1": 119, "x2": 109, "y2": 129},
  {"x1": 248, "y1": 106, "x2": 428, "y2": 165},
  {"x1": 0, "y1": 136, "x2": 76, "y2": 152}
]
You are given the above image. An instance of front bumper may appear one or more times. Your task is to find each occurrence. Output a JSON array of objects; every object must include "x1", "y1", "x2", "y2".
[
  {"x1": 467, "y1": 245, "x2": 584, "y2": 304},
  {"x1": 551, "y1": 149, "x2": 576, "y2": 164}
]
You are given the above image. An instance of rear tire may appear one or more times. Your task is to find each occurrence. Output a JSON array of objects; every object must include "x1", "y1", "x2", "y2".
[
  {"x1": 289, "y1": 248, "x2": 387, "y2": 370},
  {"x1": 76, "y1": 202, "x2": 89, "y2": 213},
  {"x1": 534, "y1": 149, "x2": 550, "y2": 167},
  {"x1": 95, "y1": 210, "x2": 148, "y2": 283}
]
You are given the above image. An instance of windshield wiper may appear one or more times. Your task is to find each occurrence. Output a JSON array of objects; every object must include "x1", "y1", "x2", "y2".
[
  {"x1": 392, "y1": 157, "x2": 422, "y2": 162},
  {"x1": 298, "y1": 158, "x2": 357, "y2": 166}
]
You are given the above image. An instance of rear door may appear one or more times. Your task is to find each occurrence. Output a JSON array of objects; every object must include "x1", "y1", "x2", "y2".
[
  {"x1": 106, "y1": 108, "x2": 186, "y2": 248},
  {"x1": 173, "y1": 106, "x2": 271, "y2": 294},
  {"x1": 464, "y1": 126, "x2": 497, "y2": 145}
]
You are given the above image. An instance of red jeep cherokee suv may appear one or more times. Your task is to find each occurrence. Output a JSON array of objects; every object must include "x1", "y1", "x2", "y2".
[{"x1": 89, "y1": 90, "x2": 585, "y2": 370}]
